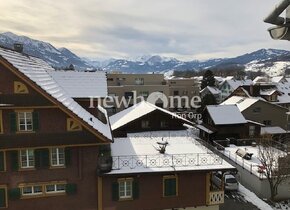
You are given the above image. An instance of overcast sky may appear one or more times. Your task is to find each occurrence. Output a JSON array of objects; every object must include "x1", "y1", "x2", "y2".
[{"x1": 0, "y1": 0, "x2": 289, "y2": 60}]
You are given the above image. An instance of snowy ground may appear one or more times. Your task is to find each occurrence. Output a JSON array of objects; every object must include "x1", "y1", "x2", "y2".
[{"x1": 224, "y1": 184, "x2": 290, "y2": 210}]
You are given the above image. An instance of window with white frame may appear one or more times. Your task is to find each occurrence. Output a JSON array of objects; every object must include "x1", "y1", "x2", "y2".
[
  {"x1": 18, "y1": 112, "x2": 33, "y2": 131},
  {"x1": 20, "y1": 149, "x2": 34, "y2": 168},
  {"x1": 21, "y1": 185, "x2": 42, "y2": 196},
  {"x1": 118, "y1": 179, "x2": 133, "y2": 199},
  {"x1": 45, "y1": 183, "x2": 66, "y2": 194},
  {"x1": 50, "y1": 148, "x2": 65, "y2": 167}
]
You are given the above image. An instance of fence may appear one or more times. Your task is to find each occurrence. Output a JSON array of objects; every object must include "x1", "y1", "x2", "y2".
[{"x1": 111, "y1": 153, "x2": 223, "y2": 170}]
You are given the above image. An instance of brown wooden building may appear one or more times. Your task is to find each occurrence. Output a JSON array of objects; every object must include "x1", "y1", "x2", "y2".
[
  {"x1": 103, "y1": 102, "x2": 236, "y2": 210},
  {"x1": 0, "y1": 46, "x2": 112, "y2": 210},
  {"x1": 109, "y1": 101, "x2": 194, "y2": 138},
  {"x1": 199, "y1": 105, "x2": 262, "y2": 141}
]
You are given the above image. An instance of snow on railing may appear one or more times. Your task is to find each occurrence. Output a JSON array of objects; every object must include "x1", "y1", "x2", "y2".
[{"x1": 111, "y1": 153, "x2": 223, "y2": 170}]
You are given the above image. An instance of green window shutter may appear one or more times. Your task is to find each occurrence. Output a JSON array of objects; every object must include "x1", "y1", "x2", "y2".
[
  {"x1": 66, "y1": 183, "x2": 77, "y2": 195},
  {"x1": 0, "y1": 188, "x2": 6, "y2": 208},
  {"x1": 132, "y1": 180, "x2": 139, "y2": 200},
  {"x1": 65, "y1": 148, "x2": 71, "y2": 166},
  {"x1": 8, "y1": 188, "x2": 21, "y2": 200},
  {"x1": 32, "y1": 112, "x2": 40, "y2": 131},
  {"x1": 0, "y1": 151, "x2": 4, "y2": 172},
  {"x1": 9, "y1": 112, "x2": 17, "y2": 133},
  {"x1": 35, "y1": 149, "x2": 49, "y2": 169},
  {"x1": 10, "y1": 151, "x2": 19, "y2": 171},
  {"x1": 112, "y1": 182, "x2": 119, "y2": 201}
]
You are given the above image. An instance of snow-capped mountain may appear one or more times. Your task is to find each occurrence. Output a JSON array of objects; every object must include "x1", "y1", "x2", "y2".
[
  {"x1": 1, "y1": 32, "x2": 290, "y2": 76},
  {"x1": 100, "y1": 49, "x2": 290, "y2": 75},
  {"x1": 0, "y1": 32, "x2": 92, "y2": 69}
]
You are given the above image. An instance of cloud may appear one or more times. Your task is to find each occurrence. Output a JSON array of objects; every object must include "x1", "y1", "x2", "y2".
[{"x1": 0, "y1": 0, "x2": 289, "y2": 60}]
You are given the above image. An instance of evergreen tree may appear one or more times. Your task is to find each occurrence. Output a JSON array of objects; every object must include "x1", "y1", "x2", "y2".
[{"x1": 201, "y1": 70, "x2": 215, "y2": 90}]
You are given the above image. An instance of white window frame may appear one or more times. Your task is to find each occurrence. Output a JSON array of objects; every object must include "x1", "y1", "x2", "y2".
[
  {"x1": 21, "y1": 185, "x2": 43, "y2": 196},
  {"x1": 45, "y1": 183, "x2": 66, "y2": 194},
  {"x1": 20, "y1": 149, "x2": 34, "y2": 169},
  {"x1": 118, "y1": 179, "x2": 133, "y2": 199},
  {"x1": 50, "y1": 148, "x2": 65, "y2": 167},
  {"x1": 18, "y1": 112, "x2": 33, "y2": 131}
]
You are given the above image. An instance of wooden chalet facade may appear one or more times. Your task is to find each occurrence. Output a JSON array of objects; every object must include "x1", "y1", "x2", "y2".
[
  {"x1": 199, "y1": 105, "x2": 262, "y2": 141},
  {"x1": 110, "y1": 101, "x2": 191, "y2": 138},
  {"x1": 0, "y1": 47, "x2": 112, "y2": 210},
  {"x1": 101, "y1": 102, "x2": 236, "y2": 210}
]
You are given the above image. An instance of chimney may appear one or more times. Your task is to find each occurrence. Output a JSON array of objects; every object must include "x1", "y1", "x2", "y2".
[
  {"x1": 14, "y1": 43, "x2": 23, "y2": 53},
  {"x1": 249, "y1": 85, "x2": 254, "y2": 96}
]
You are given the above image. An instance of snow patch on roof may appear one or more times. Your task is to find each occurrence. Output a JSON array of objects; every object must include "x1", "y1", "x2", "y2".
[
  {"x1": 206, "y1": 105, "x2": 247, "y2": 125},
  {"x1": 48, "y1": 71, "x2": 108, "y2": 98},
  {"x1": 110, "y1": 101, "x2": 192, "y2": 130},
  {"x1": 261, "y1": 126, "x2": 286, "y2": 135},
  {"x1": 221, "y1": 96, "x2": 259, "y2": 112},
  {"x1": 107, "y1": 130, "x2": 235, "y2": 174}
]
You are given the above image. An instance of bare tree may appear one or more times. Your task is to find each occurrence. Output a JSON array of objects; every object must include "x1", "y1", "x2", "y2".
[{"x1": 257, "y1": 135, "x2": 290, "y2": 201}]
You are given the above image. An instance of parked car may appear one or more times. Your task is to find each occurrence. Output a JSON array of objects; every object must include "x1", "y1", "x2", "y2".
[{"x1": 212, "y1": 172, "x2": 239, "y2": 191}]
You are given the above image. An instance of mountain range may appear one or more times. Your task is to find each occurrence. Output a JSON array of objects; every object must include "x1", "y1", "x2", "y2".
[{"x1": 0, "y1": 32, "x2": 290, "y2": 76}]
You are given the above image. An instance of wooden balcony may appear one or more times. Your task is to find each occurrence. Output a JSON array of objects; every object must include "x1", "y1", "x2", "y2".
[
  {"x1": 206, "y1": 172, "x2": 225, "y2": 206},
  {"x1": 207, "y1": 190, "x2": 224, "y2": 205}
]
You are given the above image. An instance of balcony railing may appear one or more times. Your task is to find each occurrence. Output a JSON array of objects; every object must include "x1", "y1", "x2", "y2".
[
  {"x1": 207, "y1": 191, "x2": 224, "y2": 205},
  {"x1": 111, "y1": 153, "x2": 223, "y2": 170}
]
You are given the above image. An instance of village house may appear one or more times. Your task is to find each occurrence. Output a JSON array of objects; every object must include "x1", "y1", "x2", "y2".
[
  {"x1": 221, "y1": 96, "x2": 288, "y2": 131},
  {"x1": 200, "y1": 86, "x2": 222, "y2": 104},
  {"x1": 100, "y1": 101, "x2": 236, "y2": 210},
  {"x1": 219, "y1": 77, "x2": 253, "y2": 101},
  {"x1": 198, "y1": 105, "x2": 262, "y2": 141}
]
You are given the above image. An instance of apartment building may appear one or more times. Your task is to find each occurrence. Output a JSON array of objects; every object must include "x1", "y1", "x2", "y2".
[{"x1": 107, "y1": 73, "x2": 199, "y2": 114}]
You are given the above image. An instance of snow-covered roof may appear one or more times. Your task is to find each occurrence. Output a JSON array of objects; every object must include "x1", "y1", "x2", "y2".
[
  {"x1": 48, "y1": 71, "x2": 108, "y2": 98},
  {"x1": 260, "y1": 89, "x2": 277, "y2": 96},
  {"x1": 253, "y1": 76, "x2": 269, "y2": 84},
  {"x1": 261, "y1": 126, "x2": 287, "y2": 135},
  {"x1": 273, "y1": 79, "x2": 290, "y2": 104},
  {"x1": 0, "y1": 47, "x2": 112, "y2": 141},
  {"x1": 271, "y1": 76, "x2": 285, "y2": 83},
  {"x1": 224, "y1": 79, "x2": 253, "y2": 90},
  {"x1": 195, "y1": 124, "x2": 215, "y2": 134},
  {"x1": 206, "y1": 105, "x2": 247, "y2": 125},
  {"x1": 200, "y1": 86, "x2": 221, "y2": 95},
  {"x1": 107, "y1": 130, "x2": 235, "y2": 174},
  {"x1": 109, "y1": 101, "x2": 193, "y2": 131},
  {"x1": 221, "y1": 96, "x2": 260, "y2": 112}
]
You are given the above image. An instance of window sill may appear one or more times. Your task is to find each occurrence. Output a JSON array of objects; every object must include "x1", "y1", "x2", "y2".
[
  {"x1": 16, "y1": 131, "x2": 36, "y2": 134},
  {"x1": 49, "y1": 166, "x2": 66, "y2": 169},
  {"x1": 118, "y1": 197, "x2": 133, "y2": 201},
  {"x1": 20, "y1": 193, "x2": 66, "y2": 199},
  {"x1": 18, "y1": 168, "x2": 36, "y2": 171}
]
